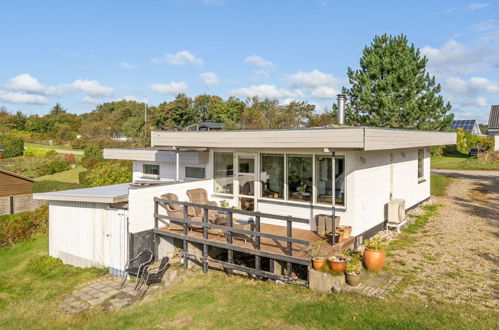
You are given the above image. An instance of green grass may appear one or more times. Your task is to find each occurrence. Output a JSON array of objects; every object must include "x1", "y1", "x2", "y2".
[
  {"x1": 0, "y1": 235, "x2": 497, "y2": 329},
  {"x1": 430, "y1": 174, "x2": 452, "y2": 196},
  {"x1": 431, "y1": 152, "x2": 499, "y2": 170},
  {"x1": 33, "y1": 166, "x2": 86, "y2": 193}
]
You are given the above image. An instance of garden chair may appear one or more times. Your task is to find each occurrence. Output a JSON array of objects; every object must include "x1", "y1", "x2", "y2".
[
  {"x1": 121, "y1": 249, "x2": 154, "y2": 289},
  {"x1": 160, "y1": 193, "x2": 197, "y2": 231},
  {"x1": 137, "y1": 256, "x2": 170, "y2": 298},
  {"x1": 186, "y1": 188, "x2": 226, "y2": 235}
]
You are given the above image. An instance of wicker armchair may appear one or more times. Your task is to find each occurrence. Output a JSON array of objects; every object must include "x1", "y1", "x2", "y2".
[{"x1": 160, "y1": 193, "x2": 196, "y2": 231}]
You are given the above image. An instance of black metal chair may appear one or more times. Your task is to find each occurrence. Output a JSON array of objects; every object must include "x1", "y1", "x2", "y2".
[
  {"x1": 137, "y1": 256, "x2": 170, "y2": 297},
  {"x1": 121, "y1": 249, "x2": 154, "y2": 289}
]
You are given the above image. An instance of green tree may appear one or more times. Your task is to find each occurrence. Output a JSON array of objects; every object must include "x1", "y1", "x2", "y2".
[
  {"x1": 12, "y1": 111, "x2": 27, "y2": 130},
  {"x1": 48, "y1": 103, "x2": 67, "y2": 116},
  {"x1": 155, "y1": 94, "x2": 197, "y2": 129},
  {"x1": 343, "y1": 34, "x2": 453, "y2": 130},
  {"x1": 85, "y1": 160, "x2": 132, "y2": 187}
]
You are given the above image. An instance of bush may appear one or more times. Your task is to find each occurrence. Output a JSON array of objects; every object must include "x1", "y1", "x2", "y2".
[
  {"x1": 71, "y1": 137, "x2": 133, "y2": 150},
  {"x1": 23, "y1": 147, "x2": 57, "y2": 157},
  {"x1": 48, "y1": 159, "x2": 70, "y2": 174},
  {"x1": 0, "y1": 133, "x2": 24, "y2": 158},
  {"x1": 477, "y1": 151, "x2": 499, "y2": 162},
  {"x1": 78, "y1": 170, "x2": 90, "y2": 185},
  {"x1": 0, "y1": 206, "x2": 48, "y2": 249},
  {"x1": 27, "y1": 255, "x2": 108, "y2": 278},
  {"x1": 82, "y1": 156, "x2": 101, "y2": 170},
  {"x1": 456, "y1": 128, "x2": 494, "y2": 154},
  {"x1": 82, "y1": 145, "x2": 103, "y2": 161},
  {"x1": 85, "y1": 160, "x2": 132, "y2": 187},
  {"x1": 32, "y1": 181, "x2": 84, "y2": 193},
  {"x1": 63, "y1": 153, "x2": 76, "y2": 164}
]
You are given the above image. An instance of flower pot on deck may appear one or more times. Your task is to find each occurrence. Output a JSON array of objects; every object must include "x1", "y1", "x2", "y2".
[
  {"x1": 312, "y1": 257, "x2": 326, "y2": 271},
  {"x1": 363, "y1": 248, "x2": 385, "y2": 271},
  {"x1": 328, "y1": 256, "x2": 347, "y2": 272},
  {"x1": 346, "y1": 271, "x2": 361, "y2": 287},
  {"x1": 338, "y1": 226, "x2": 352, "y2": 239}
]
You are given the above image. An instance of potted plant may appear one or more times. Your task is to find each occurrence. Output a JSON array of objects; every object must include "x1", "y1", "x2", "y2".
[
  {"x1": 363, "y1": 237, "x2": 388, "y2": 271},
  {"x1": 311, "y1": 240, "x2": 326, "y2": 271},
  {"x1": 345, "y1": 254, "x2": 362, "y2": 286},
  {"x1": 220, "y1": 200, "x2": 229, "y2": 208},
  {"x1": 327, "y1": 255, "x2": 347, "y2": 272}
]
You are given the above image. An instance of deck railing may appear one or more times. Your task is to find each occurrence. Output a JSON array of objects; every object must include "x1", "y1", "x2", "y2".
[{"x1": 153, "y1": 197, "x2": 311, "y2": 284}]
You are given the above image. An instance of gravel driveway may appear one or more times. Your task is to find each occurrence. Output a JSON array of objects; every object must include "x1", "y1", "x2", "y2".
[{"x1": 389, "y1": 169, "x2": 499, "y2": 309}]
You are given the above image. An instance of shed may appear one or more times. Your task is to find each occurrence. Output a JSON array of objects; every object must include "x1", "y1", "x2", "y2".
[
  {"x1": 488, "y1": 105, "x2": 499, "y2": 151},
  {"x1": 33, "y1": 183, "x2": 131, "y2": 276},
  {"x1": 0, "y1": 169, "x2": 35, "y2": 197}
]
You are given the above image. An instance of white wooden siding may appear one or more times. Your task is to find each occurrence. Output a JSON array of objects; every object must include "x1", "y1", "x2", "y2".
[
  {"x1": 132, "y1": 158, "x2": 208, "y2": 182},
  {"x1": 49, "y1": 201, "x2": 128, "y2": 275}
]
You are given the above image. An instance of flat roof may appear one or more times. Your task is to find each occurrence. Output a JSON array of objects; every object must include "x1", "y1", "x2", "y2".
[
  {"x1": 151, "y1": 127, "x2": 456, "y2": 151},
  {"x1": 33, "y1": 183, "x2": 130, "y2": 203}
]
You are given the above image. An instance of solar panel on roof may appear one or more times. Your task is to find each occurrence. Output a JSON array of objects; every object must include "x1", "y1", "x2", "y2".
[{"x1": 451, "y1": 119, "x2": 477, "y2": 132}]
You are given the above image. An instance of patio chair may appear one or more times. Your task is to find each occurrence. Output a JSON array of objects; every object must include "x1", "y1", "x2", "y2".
[
  {"x1": 137, "y1": 256, "x2": 170, "y2": 298},
  {"x1": 186, "y1": 188, "x2": 220, "y2": 223},
  {"x1": 120, "y1": 249, "x2": 154, "y2": 289},
  {"x1": 160, "y1": 193, "x2": 197, "y2": 231}
]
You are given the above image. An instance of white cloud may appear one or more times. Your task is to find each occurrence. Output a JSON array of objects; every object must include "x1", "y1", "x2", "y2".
[
  {"x1": 287, "y1": 70, "x2": 341, "y2": 99},
  {"x1": 445, "y1": 76, "x2": 499, "y2": 94},
  {"x1": 0, "y1": 91, "x2": 47, "y2": 104},
  {"x1": 153, "y1": 50, "x2": 203, "y2": 66},
  {"x1": 230, "y1": 84, "x2": 302, "y2": 99},
  {"x1": 420, "y1": 40, "x2": 497, "y2": 76},
  {"x1": 468, "y1": 2, "x2": 489, "y2": 10},
  {"x1": 4, "y1": 74, "x2": 46, "y2": 94},
  {"x1": 472, "y1": 20, "x2": 498, "y2": 32},
  {"x1": 200, "y1": 72, "x2": 219, "y2": 87},
  {"x1": 244, "y1": 55, "x2": 274, "y2": 68},
  {"x1": 46, "y1": 80, "x2": 114, "y2": 97},
  {"x1": 461, "y1": 96, "x2": 488, "y2": 107},
  {"x1": 202, "y1": 0, "x2": 223, "y2": 5},
  {"x1": 150, "y1": 81, "x2": 188, "y2": 95},
  {"x1": 80, "y1": 96, "x2": 100, "y2": 107},
  {"x1": 120, "y1": 62, "x2": 138, "y2": 70},
  {"x1": 249, "y1": 69, "x2": 270, "y2": 82}
]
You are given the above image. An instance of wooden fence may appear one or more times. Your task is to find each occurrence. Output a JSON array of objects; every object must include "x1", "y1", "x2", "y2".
[{"x1": 0, "y1": 194, "x2": 47, "y2": 216}]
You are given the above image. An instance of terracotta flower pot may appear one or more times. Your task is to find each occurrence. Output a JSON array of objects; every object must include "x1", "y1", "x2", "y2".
[
  {"x1": 328, "y1": 257, "x2": 347, "y2": 272},
  {"x1": 338, "y1": 226, "x2": 352, "y2": 239},
  {"x1": 346, "y1": 271, "x2": 361, "y2": 287},
  {"x1": 363, "y1": 248, "x2": 385, "y2": 271},
  {"x1": 312, "y1": 257, "x2": 326, "y2": 271}
]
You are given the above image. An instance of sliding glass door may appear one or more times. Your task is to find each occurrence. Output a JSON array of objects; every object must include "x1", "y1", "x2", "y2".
[{"x1": 237, "y1": 154, "x2": 256, "y2": 211}]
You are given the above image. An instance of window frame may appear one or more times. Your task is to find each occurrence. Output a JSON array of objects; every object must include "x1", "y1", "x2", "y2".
[
  {"x1": 185, "y1": 166, "x2": 206, "y2": 179},
  {"x1": 213, "y1": 151, "x2": 234, "y2": 195},
  {"x1": 142, "y1": 163, "x2": 160, "y2": 176},
  {"x1": 417, "y1": 148, "x2": 425, "y2": 182}
]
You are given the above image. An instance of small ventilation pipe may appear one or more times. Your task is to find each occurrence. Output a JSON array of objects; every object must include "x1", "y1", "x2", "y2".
[{"x1": 337, "y1": 94, "x2": 346, "y2": 125}]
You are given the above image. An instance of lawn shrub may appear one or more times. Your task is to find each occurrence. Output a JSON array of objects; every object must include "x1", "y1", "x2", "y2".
[
  {"x1": 0, "y1": 133, "x2": 24, "y2": 158},
  {"x1": 72, "y1": 137, "x2": 133, "y2": 150},
  {"x1": 0, "y1": 206, "x2": 48, "y2": 249},
  {"x1": 64, "y1": 153, "x2": 76, "y2": 163},
  {"x1": 456, "y1": 128, "x2": 494, "y2": 154},
  {"x1": 85, "y1": 160, "x2": 132, "y2": 187},
  {"x1": 48, "y1": 159, "x2": 70, "y2": 174},
  {"x1": 23, "y1": 147, "x2": 57, "y2": 157},
  {"x1": 82, "y1": 156, "x2": 101, "y2": 169},
  {"x1": 82, "y1": 144, "x2": 103, "y2": 161},
  {"x1": 32, "y1": 180, "x2": 84, "y2": 193},
  {"x1": 78, "y1": 170, "x2": 90, "y2": 185}
]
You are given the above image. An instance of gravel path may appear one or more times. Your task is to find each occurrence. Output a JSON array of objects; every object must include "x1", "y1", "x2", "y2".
[{"x1": 389, "y1": 169, "x2": 499, "y2": 309}]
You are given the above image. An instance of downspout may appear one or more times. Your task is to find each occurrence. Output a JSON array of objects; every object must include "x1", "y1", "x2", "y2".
[
  {"x1": 176, "y1": 151, "x2": 180, "y2": 182},
  {"x1": 331, "y1": 151, "x2": 336, "y2": 245}
]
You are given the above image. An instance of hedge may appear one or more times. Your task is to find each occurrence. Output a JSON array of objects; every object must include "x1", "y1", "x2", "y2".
[
  {"x1": 0, "y1": 134, "x2": 24, "y2": 158},
  {"x1": 0, "y1": 206, "x2": 48, "y2": 249}
]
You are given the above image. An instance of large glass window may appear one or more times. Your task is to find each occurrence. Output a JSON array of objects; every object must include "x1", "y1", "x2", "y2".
[
  {"x1": 287, "y1": 154, "x2": 313, "y2": 202},
  {"x1": 418, "y1": 149, "x2": 424, "y2": 179},
  {"x1": 238, "y1": 156, "x2": 255, "y2": 196},
  {"x1": 260, "y1": 154, "x2": 284, "y2": 199},
  {"x1": 214, "y1": 152, "x2": 233, "y2": 194},
  {"x1": 315, "y1": 156, "x2": 345, "y2": 206}
]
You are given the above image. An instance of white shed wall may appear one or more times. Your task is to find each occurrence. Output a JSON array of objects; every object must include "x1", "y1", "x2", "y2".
[{"x1": 49, "y1": 201, "x2": 128, "y2": 275}]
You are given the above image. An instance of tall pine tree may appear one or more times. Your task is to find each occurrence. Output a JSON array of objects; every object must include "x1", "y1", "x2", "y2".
[{"x1": 343, "y1": 34, "x2": 453, "y2": 130}]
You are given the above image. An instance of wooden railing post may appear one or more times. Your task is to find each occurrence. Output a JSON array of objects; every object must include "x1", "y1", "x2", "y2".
[
  {"x1": 226, "y1": 211, "x2": 233, "y2": 276},
  {"x1": 154, "y1": 199, "x2": 159, "y2": 229},
  {"x1": 183, "y1": 205, "x2": 189, "y2": 269},
  {"x1": 202, "y1": 208, "x2": 209, "y2": 273},
  {"x1": 255, "y1": 215, "x2": 261, "y2": 272},
  {"x1": 286, "y1": 219, "x2": 292, "y2": 277}
]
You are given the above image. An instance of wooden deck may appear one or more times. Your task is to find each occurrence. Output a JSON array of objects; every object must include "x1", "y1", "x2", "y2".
[{"x1": 158, "y1": 222, "x2": 354, "y2": 260}]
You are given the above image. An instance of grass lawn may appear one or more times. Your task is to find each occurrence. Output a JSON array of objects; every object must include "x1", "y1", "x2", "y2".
[
  {"x1": 0, "y1": 234, "x2": 497, "y2": 329},
  {"x1": 431, "y1": 152, "x2": 499, "y2": 170},
  {"x1": 33, "y1": 166, "x2": 86, "y2": 193},
  {"x1": 430, "y1": 174, "x2": 452, "y2": 196}
]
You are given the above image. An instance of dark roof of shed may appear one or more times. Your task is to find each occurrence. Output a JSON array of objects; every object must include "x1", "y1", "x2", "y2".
[
  {"x1": 0, "y1": 169, "x2": 35, "y2": 183},
  {"x1": 488, "y1": 105, "x2": 499, "y2": 129}
]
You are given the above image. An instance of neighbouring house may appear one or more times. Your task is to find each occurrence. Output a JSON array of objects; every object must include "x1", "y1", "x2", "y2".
[
  {"x1": 0, "y1": 169, "x2": 45, "y2": 215},
  {"x1": 451, "y1": 119, "x2": 483, "y2": 136},
  {"x1": 488, "y1": 105, "x2": 499, "y2": 151},
  {"x1": 184, "y1": 122, "x2": 224, "y2": 131}
]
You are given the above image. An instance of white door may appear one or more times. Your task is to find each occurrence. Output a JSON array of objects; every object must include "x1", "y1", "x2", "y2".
[
  {"x1": 104, "y1": 208, "x2": 129, "y2": 277},
  {"x1": 236, "y1": 153, "x2": 257, "y2": 211}
]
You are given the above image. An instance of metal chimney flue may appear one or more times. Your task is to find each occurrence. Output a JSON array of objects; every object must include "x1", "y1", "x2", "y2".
[{"x1": 337, "y1": 94, "x2": 346, "y2": 125}]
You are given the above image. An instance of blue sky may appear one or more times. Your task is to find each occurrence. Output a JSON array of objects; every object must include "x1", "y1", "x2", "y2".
[{"x1": 0, "y1": 0, "x2": 498, "y2": 123}]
